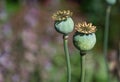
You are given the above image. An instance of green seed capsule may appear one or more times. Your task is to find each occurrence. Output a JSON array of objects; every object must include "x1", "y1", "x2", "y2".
[
  {"x1": 106, "y1": 0, "x2": 116, "y2": 5},
  {"x1": 73, "y1": 32, "x2": 96, "y2": 51},
  {"x1": 54, "y1": 17, "x2": 74, "y2": 34}
]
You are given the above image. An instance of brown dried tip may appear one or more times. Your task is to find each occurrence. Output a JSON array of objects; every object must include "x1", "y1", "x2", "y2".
[
  {"x1": 52, "y1": 10, "x2": 73, "y2": 21},
  {"x1": 75, "y1": 22, "x2": 96, "y2": 34}
]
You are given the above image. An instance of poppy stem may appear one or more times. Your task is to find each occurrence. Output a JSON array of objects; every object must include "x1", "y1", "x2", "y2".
[
  {"x1": 80, "y1": 51, "x2": 86, "y2": 82},
  {"x1": 103, "y1": 5, "x2": 111, "y2": 82},
  {"x1": 63, "y1": 35, "x2": 71, "y2": 82}
]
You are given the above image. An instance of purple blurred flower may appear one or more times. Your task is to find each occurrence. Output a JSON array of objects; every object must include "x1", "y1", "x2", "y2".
[
  {"x1": 24, "y1": 8, "x2": 39, "y2": 27},
  {"x1": 2, "y1": 23, "x2": 12, "y2": 39},
  {"x1": 21, "y1": 28, "x2": 38, "y2": 52},
  {"x1": 0, "y1": 53, "x2": 14, "y2": 70}
]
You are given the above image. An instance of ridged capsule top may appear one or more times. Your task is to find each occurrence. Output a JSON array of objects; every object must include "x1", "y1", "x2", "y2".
[
  {"x1": 52, "y1": 10, "x2": 73, "y2": 21},
  {"x1": 75, "y1": 22, "x2": 96, "y2": 34}
]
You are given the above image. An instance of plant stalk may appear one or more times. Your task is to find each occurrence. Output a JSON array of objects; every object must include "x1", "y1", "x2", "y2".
[
  {"x1": 80, "y1": 52, "x2": 86, "y2": 82},
  {"x1": 63, "y1": 35, "x2": 71, "y2": 82},
  {"x1": 103, "y1": 5, "x2": 111, "y2": 82}
]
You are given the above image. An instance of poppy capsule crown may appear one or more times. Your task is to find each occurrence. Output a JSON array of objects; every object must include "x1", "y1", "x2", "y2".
[
  {"x1": 75, "y1": 22, "x2": 96, "y2": 34},
  {"x1": 52, "y1": 10, "x2": 73, "y2": 21}
]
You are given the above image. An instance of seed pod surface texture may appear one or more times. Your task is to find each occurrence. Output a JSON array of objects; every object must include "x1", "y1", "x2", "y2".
[
  {"x1": 73, "y1": 33, "x2": 96, "y2": 51},
  {"x1": 54, "y1": 17, "x2": 74, "y2": 34}
]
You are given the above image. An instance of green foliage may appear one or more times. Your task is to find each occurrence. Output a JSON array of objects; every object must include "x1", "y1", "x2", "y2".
[
  {"x1": 6, "y1": 0, "x2": 20, "y2": 13},
  {"x1": 93, "y1": 54, "x2": 108, "y2": 82},
  {"x1": 30, "y1": 67, "x2": 41, "y2": 82},
  {"x1": 80, "y1": 0, "x2": 105, "y2": 24}
]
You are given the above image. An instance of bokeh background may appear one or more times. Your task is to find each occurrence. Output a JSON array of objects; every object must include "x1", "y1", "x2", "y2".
[{"x1": 0, "y1": 0, "x2": 120, "y2": 82}]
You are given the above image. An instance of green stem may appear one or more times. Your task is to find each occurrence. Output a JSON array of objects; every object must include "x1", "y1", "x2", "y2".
[
  {"x1": 80, "y1": 52, "x2": 86, "y2": 82},
  {"x1": 103, "y1": 5, "x2": 111, "y2": 82},
  {"x1": 118, "y1": 41, "x2": 120, "y2": 62},
  {"x1": 118, "y1": 42, "x2": 120, "y2": 81},
  {"x1": 63, "y1": 35, "x2": 71, "y2": 82}
]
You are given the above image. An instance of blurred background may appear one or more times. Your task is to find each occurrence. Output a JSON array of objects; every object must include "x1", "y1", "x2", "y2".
[{"x1": 0, "y1": 0, "x2": 120, "y2": 82}]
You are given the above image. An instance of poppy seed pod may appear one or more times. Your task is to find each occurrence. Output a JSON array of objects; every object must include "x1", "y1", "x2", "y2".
[
  {"x1": 52, "y1": 10, "x2": 74, "y2": 34},
  {"x1": 54, "y1": 17, "x2": 74, "y2": 34},
  {"x1": 106, "y1": 0, "x2": 116, "y2": 5},
  {"x1": 73, "y1": 22, "x2": 97, "y2": 51},
  {"x1": 73, "y1": 33, "x2": 96, "y2": 51}
]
